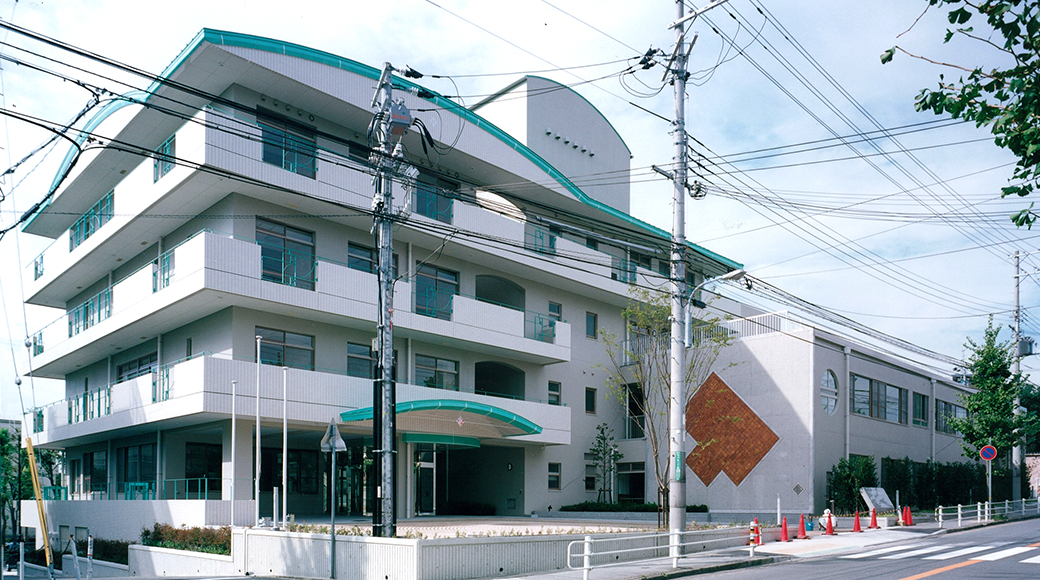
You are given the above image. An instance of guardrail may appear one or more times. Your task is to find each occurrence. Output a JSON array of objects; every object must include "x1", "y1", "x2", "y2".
[
  {"x1": 936, "y1": 498, "x2": 1040, "y2": 527},
  {"x1": 566, "y1": 529, "x2": 747, "y2": 580}
]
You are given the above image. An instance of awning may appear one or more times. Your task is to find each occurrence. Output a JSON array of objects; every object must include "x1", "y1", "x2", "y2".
[{"x1": 340, "y1": 399, "x2": 542, "y2": 439}]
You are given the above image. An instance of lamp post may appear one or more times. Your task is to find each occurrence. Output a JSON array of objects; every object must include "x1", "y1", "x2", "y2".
[
  {"x1": 686, "y1": 269, "x2": 746, "y2": 345},
  {"x1": 255, "y1": 335, "x2": 262, "y2": 527}
]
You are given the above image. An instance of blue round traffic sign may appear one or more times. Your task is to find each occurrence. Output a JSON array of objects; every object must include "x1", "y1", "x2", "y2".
[{"x1": 980, "y1": 445, "x2": 997, "y2": 461}]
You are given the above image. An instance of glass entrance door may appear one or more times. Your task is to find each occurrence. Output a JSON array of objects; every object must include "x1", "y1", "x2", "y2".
[{"x1": 415, "y1": 444, "x2": 436, "y2": 515}]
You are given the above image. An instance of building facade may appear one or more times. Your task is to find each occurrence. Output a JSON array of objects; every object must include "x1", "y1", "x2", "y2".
[{"x1": 16, "y1": 30, "x2": 974, "y2": 543}]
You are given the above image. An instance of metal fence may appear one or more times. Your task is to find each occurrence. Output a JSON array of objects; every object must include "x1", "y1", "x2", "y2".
[{"x1": 936, "y1": 498, "x2": 1040, "y2": 528}]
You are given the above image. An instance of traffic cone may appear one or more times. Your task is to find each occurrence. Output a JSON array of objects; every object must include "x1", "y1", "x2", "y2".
[
  {"x1": 796, "y1": 513, "x2": 809, "y2": 539},
  {"x1": 754, "y1": 518, "x2": 763, "y2": 545},
  {"x1": 780, "y1": 516, "x2": 791, "y2": 542},
  {"x1": 824, "y1": 512, "x2": 836, "y2": 535},
  {"x1": 906, "y1": 507, "x2": 914, "y2": 526},
  {"x1": 868, "y1": 507, "x2": 879, "y2": 529},
  {"x1": 852, "y1": 510, "x2": 863, "y2": 532}
]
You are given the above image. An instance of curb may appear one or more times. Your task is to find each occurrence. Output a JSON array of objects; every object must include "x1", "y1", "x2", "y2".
[
  {"x1": 632, "y1": 556, "x2": 787, "y2": 580},
  {"x1": 936, "y1": 512, "x2": 1040, "y2": 534}
]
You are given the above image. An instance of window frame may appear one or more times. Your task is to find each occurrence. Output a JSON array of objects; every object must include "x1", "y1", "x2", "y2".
[
  {"x1": 153, "y1": 135, "x2": 176, "y2": 182},
  {"x1": 414, "y1": 263, "x2": 459, "y2": 320},
  {"x1": 415, "y1": 354, "x2": 459, "y2": 390},
  {"x1": 258, "y1": 107, "x2": 317, "y2": 179},
  {"x1": 913, "y1": 392, "x2": 929, "y2": 427},
  {"x1": 547, "y1": 462, "x2": 561, "y2": 490},
  {"x1": 585, "y1": 387, "x2": 597, "y2": 414},
  {"x1": 548, "y1": 381, "x2": 562, "y2": 406},
  {"x1": 585, "y1": 312, "x2": 598, "y2": 339},
  {"x1": 256, "y1": 217, "x2": 316, "y2": 290},
  {"x1": 256, "y1": 327, "x2": 315, "y2": 371}
]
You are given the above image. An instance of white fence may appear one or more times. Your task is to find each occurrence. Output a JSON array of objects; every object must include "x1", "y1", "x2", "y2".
[
  {"x1": 936, "y1": 498, "x2": 1040, "y2": 528},
  {"x1": 566, "y1": 529, "x2": 751, "y2": 579}
]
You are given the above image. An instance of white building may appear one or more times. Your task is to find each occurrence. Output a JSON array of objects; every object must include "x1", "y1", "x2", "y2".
[{"x1": 16, "y1": 30, "x2": 973, "y2": 542}]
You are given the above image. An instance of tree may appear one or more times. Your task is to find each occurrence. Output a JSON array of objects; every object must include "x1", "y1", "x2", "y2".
[
  {"x1": 599, "y1": 288, "x2": 733, "y2": 525},
  {"x1": 587, "y1": 423, "x2": 623, "y2": 503},
  {"x1": 949, "y1": 318, "x2": 1040, "y2": 460},
  {"x1": 827, "y1": 456, "x2": 878, "y2": 514},
  {"x1": 882, "y1": 1, "x2": 1040, "y2": 225}
]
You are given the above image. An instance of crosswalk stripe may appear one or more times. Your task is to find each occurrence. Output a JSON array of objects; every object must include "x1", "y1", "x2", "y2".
[
  {"x1": 841, "y1": 544, "x2": 927, "y2": 559},
  {"x1": 881, "y1": 546, "x2": 951, "y2": 559},
  {"x1": 924, "y1": 546, "x2": 995, "y2": 560},
  {"x1": 971, "y1": 547, "x2": 1036, "y2": 561},
  {"x1": 1019, "y1": 554, "x2": 1040, "y2": 564}
]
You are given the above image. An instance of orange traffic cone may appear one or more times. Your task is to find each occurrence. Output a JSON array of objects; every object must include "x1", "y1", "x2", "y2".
[
  {"x1": 780, "y1": 516, "x2": 791, "y2": 542},
  {"x1": 906, "y1": 506, "x2": 914, "y2": 526},
  {"x1": 824, "y1": 513, "x2": 836, "y2": 535},
  {"x1": 796, "y1": 513, "x2": 809, "y2": 539},
  {"x1": 754, "y1": 518, "x2": 763, "y2": 545},
  {"x1": 852, "y1": 510, "x2": 863, "y2": 532},
  {"x1": 868, "y1": 507, "x2": 879, "y2": 529}
]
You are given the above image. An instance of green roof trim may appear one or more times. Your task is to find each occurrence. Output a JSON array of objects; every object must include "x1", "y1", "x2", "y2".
[
  {"x1": 340, "y1": 399, "x2": 542, "y2": 436},
  {"x1": 28, "y1": 29, "x2": 741, "y2": 271},
  {"x1": 401, "y1": 433, "x2": 481, "y2": 449}
]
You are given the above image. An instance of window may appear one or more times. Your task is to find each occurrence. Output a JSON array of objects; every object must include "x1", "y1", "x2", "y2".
[
  {"x1": 625, "y1": 384, "x2": 645, "y2": 439},
  {"x1": 913, "y1": 392, "x2": 929, "y2": 427},
  {"x1": 67, "y1": 288, "x2": 112, "y2": 338},
  {"x1": 257, "y1": 327, "x2": 314, "y2": 370},
  {"x1": 585, "y1": 465, "x2": 597, "y2": 491},
  {"x1": 851, "y1": 374, "x2": 907, "y2": 423},
  {"x1": 185, "y1": 443, "x2": 222, "y2": 492},
  {"x1": 69, "y1": 191, "x2": 114, "y2": 252},
  {"x1": 611, "y1": 257, "x2": 636, "y2": 283},
  {"x1": 117, "y1": 352, "x2": 158, "y2": 383},
  {"x1": 84, "y1": 451, "x2": 107, "y2": 494},
  {"x1": 617, "y1": 462, "x2": 645, "y2": 502},
  {"x1": 548, "y1": 302, "x2": 562, "y2": 322},
  {"x1": 258, "y1": 108, "x2": 317, "y2": 178},
  {"x1": 936, "y1": 399, "x2": 967, "y2": 434},
  {"x1": 585, "y1": 387, "x2": 597, "y2": 414},
  {"x1": 347, "y1": 343, "x2": 398, "y2": 380},
  {"x1": 414, "y1": 171, "x2": 457, "y2": 223},
  {"x1": 586, "y1": 237, "x2": 598, "y2": 251},
  {"x1": 630, "y1": 250, "x2": 653, "y2": 270},
  {"x1": 548, "y1": 463, "x2": 561, "y2": 490},
  {"x1": 414, "y1": 264, "x2": 459, "y2": 320},
  {"x1": 821, "y1": 370, "x2": 839, "y2": 415},
  {"x1": 153, "y1": 135, "x2": 175, "y2": 182},
  {"x1": 260, "y1": 449, "x2": 319, "y2": 494},
  {"x1": 548, "y1": 381, "x2": 561, "y2": 406},
  {"x1": 657, "y1": 260, "x2": 669, "y2": 277},
  {"x1": 117, "y1": 443, "x2": 156, "y2": 485},
  {"x1": 586, "y1": 312, "x2": 598, "y2": 339},
  {"x1": 347, "y1": 242, "x2": 398, "y2": 277},
  {"x1": 415, "y1": 354, "x2": 458, "y2": 390},
  {"x1": 257, "y1": 218, "x2": 315, "y2": 290}
]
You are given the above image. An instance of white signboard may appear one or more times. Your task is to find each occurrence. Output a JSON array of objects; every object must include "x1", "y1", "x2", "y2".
[{"x1": 860, "y1": 487, "x2": 894, "y2": 512}]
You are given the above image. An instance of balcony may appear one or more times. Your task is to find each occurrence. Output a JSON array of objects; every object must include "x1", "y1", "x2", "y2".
[
  {"x1": 28, "y1": 354, "x2": 570, "y2": 448},
  {"x1": 27, "y1": 229, "x2": 570, "y2": 377}
]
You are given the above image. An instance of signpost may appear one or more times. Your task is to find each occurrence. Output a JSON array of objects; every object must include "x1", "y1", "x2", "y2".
[
  {"x1": 321, "y1": 422, "x2": 347, "y2": 579},
  {"x1": 980, "y1": 445, "x2": 997, "y2": 505}
]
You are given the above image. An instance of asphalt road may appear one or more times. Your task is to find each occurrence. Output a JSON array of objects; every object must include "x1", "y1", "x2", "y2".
[{"x1": 712, "y1": 518, "x2": 1040, "y2": 580}]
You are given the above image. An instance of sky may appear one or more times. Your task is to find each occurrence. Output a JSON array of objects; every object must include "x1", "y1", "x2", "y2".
[{"x1": 0, "y1": 0, "x2": 1036, "y2": 419}]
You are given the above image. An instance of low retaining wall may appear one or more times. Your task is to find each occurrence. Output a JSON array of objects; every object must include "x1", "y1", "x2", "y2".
[
  {"x1": 60, "y1": 555, "x2": 130, "y2": 577},
  {"x1": 128, "y1": 526, "x2": 749, "y2": 580}
]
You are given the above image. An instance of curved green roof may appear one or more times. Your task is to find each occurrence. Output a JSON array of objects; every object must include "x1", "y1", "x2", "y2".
[
  {"x1": 28, "y1": 29, "x2": 741, "y2": 271},
  {"x1": 340, "y1": 399, "x2": 542, "y2": 437}
]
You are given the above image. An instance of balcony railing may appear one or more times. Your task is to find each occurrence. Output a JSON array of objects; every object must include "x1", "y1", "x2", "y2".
[
  {"x1": 260, "y1": 244, "x2": 316, "y2": 290},
  {"x1": 68, "y1": 386, "x2": 111, "y2": 424},
  {"x1": 414, "y1": 285, "x2": 455, "y2": 320},
  {"x1": 524, "y1": 225, "x2": 557, "y2": 255},
  {"x1": 524, "y1": 312, "x2": 557, "y2": 343},
  {"x1": 33, "y1": 252, "x2": 44, "y2": 281},
  {"x1": 611, "y1": 257, "x2": 636, "y2": 284},
  {"x1": 67, "y1": 288, "x2": 112, "y2": 338}
]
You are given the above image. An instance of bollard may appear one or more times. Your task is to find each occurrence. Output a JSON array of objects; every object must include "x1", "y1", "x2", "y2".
[
  {"x1": 977, "y1": 502, "x2": 982, "y2": 522},
  {"x1": 583, "y1": 535, "x2": 591, "y2": 580},
  {"x1": 937, "y1": 506, "x2": 943, "y2": 528},
  {"x1": 748, "y1": 524, "x2": 757, "y2": 558},
  {"x1": 70, "y1": 536, "x2": 82, "y2": 580},
  {"x1": 957, "y1": 504, "x2": 962, "y2": 528},
  {"x1": 86, "y1": 535, "x2": 94, "y2": 580}
]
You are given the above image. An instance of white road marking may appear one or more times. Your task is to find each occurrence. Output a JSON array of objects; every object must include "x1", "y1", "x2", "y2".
[
  {"x1": 971, "y1": 547, "x2": 1036, "y2": 561},
  {"x1": 880, "y1": 545, "x2": 952, "y2": 559},
  {"x1": 840, "y1": 544, "x2": 926, "y2": 559},
  {"x1": 924, "y1": 545, "x2": 996, "y2": 560}
]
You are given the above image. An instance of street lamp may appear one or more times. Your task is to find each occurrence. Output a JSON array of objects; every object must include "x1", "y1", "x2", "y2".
[{"x1": 686, "y1": 269, "x2": 745, "y2": 346}]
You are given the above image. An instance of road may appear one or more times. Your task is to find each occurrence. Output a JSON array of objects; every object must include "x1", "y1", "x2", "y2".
[{"x1": 717, "y1": 519, "x2": 1040, "y2": 580}]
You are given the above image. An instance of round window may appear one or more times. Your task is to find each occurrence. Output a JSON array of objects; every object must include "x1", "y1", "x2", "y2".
[{"x1": 820, "y1": 370, "x2": 839, "y2": 415}]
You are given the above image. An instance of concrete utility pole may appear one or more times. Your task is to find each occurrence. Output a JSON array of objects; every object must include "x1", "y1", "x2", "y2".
[
  {"x1": 370, "y1": 63, "x2": 411, "y2": 537},
  {"x1": 1013, "y1": 251, "x2": 1023, "y2": 501},
  {"x1": 665, "y1": 0, "x2": 730, "y2": 561}
]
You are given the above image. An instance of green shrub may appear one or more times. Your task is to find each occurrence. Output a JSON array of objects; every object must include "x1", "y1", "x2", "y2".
[
  {"x1": 74, "y1": 538, "x2": 133, "y2": 565},
  {"x1": 686, "y1": 504, "x2": 709, "y2": 513},
  {"x1": 826, "y1": 455, "x2": 877, "y2": 514},
  {"x1": 140, "y1": 523, "x2": 230, "y2": 555}
]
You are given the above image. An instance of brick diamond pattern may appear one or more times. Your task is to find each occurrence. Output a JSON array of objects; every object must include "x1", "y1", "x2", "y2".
[{"x1": 685, "y1": 372, "x2": 779, "y2": 486}]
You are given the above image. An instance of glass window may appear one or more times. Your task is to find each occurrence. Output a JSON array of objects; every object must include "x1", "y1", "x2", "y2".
[
  {"x1": 585, "y1": 465, "x2": 597, "y2": 491},
  {"x1": 117, "y1": 443, "x2": 156, "y2": 484},
  {"x1": 347, "y1": 242, "x2": 398, "y2": 277},
  {"x1": 548, "y1": 381, "x2": 561, "y2": 406},
  {"x1": 617, "y1": 462, "x2": 645, "y2": 502},
  {"x1": 347, "y1": 342, "x2": 376, "y2": 379},
  {"x1": 69, "y1": 191, "x2": 114, "y2": 251},
  {"x1": 257, "y1": 327, "x2": 314, "y2": 370},
  {"x1": 414, "y1": 171, "x2": 457, "y2": 223},
  {"x1": 626, "y1": 384, "x2": 645, "y2": 439},
  {"x1": 415, "y1": 354, "x2": 458, "y2": 390},
  {"x1": 913, "y1": 392, "x2": 929, "y2": 427},
  {"x1": 821, "y1": 370, "x2": 839, "y2": 415},
  {"x1": 258, "y1": 108, "x2": 317, "y2": 178},
  {"x1": 153, "y1": 135, "x2": 175, "y2": 182},
  {"x1": 185, "y1": 443, "x2": 222, "y2": 492},
  {"x1": 548, "y1": 463, "x2": 561, "y2": 490},
  {"x1": 414, "y1": 264, "x2": 458, "y2": 320},
  {"x1": 936, "y1": 399, "x2": 966, "y2": 434},
  {"x1": 548, "y1": 302, "x2": 562, "y2": 322},
  {"x1": 260, "y1": 449, "x2": 318, "y2": 494},
  {"x1": 585, "y1": 237, "x2": 598, "y2": 251},
  {"x1": 116, "y1": 352, "x2": 158, "y2": 383},
  {"x1": 585, "y1": 387, "x2": 597, "y2": 414},
  {"x1": 630, "y1": 250, "x2": 652, "y2": 270},
  {"x1": 257, "y1": 218, "x2": 315, "y2": 290},
  {"x1": 586, "y1": 312, "x2": 598, "y2": 339}
]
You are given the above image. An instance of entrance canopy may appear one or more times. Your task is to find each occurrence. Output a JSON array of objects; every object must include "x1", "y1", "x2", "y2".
[{"x1": 340, "y1": 399, "x2": 542, "y2": 439}]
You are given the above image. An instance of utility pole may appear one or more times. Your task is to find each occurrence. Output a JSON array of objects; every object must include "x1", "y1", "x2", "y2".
[
  {"x1": 370, "y1": 63, "x2": 412, "y2": 537},
  {"x1": 1013, "y1": 251, "x2": 1023, "y2": 501},
  {"x1": 665, "y1": 0, "x2": 730, "y2": 562}
]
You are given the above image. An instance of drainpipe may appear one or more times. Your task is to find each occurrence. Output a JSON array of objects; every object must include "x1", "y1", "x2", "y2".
[
  {"x1": 930, "y1": 379, "x2": 936, "y2": 461},
  {"x1": 844, "y1": 347, "x2": 851, "y2": 460}
]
